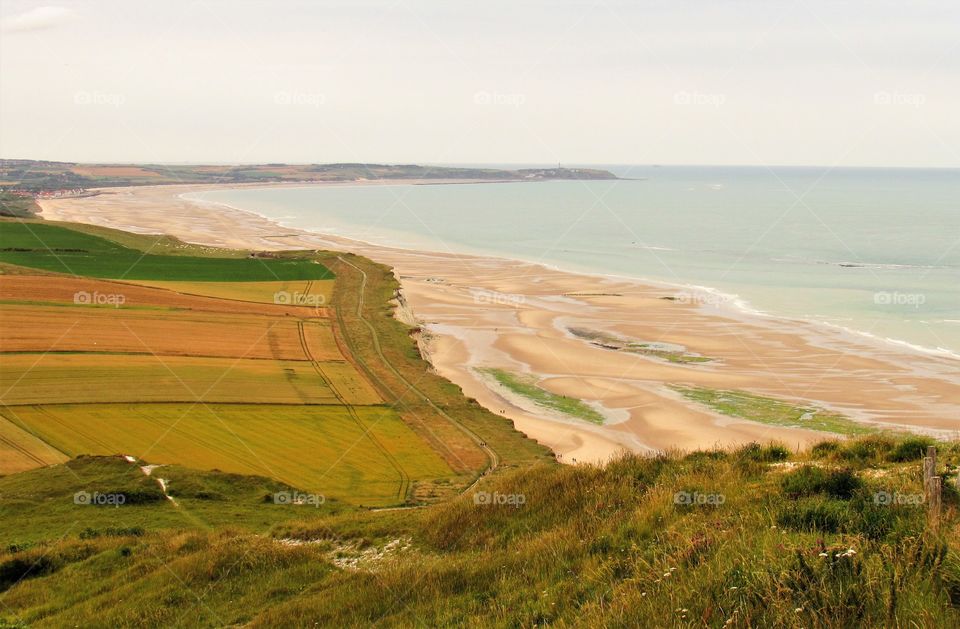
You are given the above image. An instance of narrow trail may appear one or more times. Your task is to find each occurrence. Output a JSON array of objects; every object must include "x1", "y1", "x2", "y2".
[
  {"x1": 138, "y1": 462, "x2": 177, "y2": 506},
  {"x1": 332, "y1": 255, "x2": 500, "y2": 499},
  {"x1": 296, "y1": 319, "x2": 411, "y2": 502}
]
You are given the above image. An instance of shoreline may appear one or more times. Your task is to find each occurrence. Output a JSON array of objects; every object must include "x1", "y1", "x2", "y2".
[
  {"x1": 181, "y1": 186, "x2": 960, "y2": 363},
  {"x1": 37, "y1": 183, "x2": 960, "y2": 463}
]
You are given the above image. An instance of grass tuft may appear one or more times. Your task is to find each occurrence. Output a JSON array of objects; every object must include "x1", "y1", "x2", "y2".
[
  {"x1": 671, "y1": 385, "x2": 875, "y2": 435},
  {"x1": 478, "y1": 368, "x2": 606, "y2": 424}
]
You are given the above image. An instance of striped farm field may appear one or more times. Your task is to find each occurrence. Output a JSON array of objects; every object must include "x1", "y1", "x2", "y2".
[
  {"x1": 0, "y1": 404, "x2": 454, "y2": 506},
  {"x1": 0, "y1": 275, "x2": 329, "y2": 317},
  {"x1": 127, "y1": 279, "x2": 335, "y2": 306},
  {"x1": 316, "y1": 361, "x2": 383, "y2": 405},
  {"x1": 0, "y1": 354, "x2": 351, "y2": 405},
  {"x1": 0, "y1": 219, "x2": 501, "y2": 512},
  {"x1": 0, "y1": 304, "x2": 342, "y2": 361},
  {"x1": 0, "y1": 413, "x2": 69, "y2": 473}
]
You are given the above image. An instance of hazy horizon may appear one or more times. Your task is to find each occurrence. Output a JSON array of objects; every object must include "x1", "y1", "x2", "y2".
[
  {"x1": 2, "y1": 1, "x2": 958, "y2": 168},
  {"x1": 3, "y1": 159, "x2": 960, "y2": 172}
]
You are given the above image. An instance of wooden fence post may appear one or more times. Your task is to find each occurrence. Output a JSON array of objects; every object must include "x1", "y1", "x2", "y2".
[
  {"x1": 923, "y1": 446, "x2": 941, "y2": 531},
  {"x1": 929, "y1": 477, "x2": 942, "y2": 531}
]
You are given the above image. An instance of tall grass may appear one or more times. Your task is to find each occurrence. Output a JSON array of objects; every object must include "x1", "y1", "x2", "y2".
[{"x1": 2, "y1": 437, "x2": 958, "y2": 627}]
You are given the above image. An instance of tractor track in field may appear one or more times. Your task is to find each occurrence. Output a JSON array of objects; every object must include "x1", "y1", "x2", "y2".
[
  {"x1": 298, "y1": 280, "x2": 315, "y2": 304},
  {"x1": 0, "y1": 409, "x2": 52, "y2": 467},
  {"x1": 331, "y1": 255, "x2": 499, "y2": 505},
  {"x1": 296, "y1": 319, "x2": 410, "y2": 502}
]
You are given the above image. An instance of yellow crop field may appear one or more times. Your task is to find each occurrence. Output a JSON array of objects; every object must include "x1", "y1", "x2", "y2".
[
  {"x1": 318, "y1": 361, "x2": 383, "y2": 405},
  {"x1": 0, "y1": 411, "x2": 69, "y2": 473},
  {"x1": 127, "y1": 279, "x2": 335, "y2": 306},
  {"x1": 0, "y1": 354, "x2": 347, "y2": 405},
  {"x1": 300, "y1": 318, "x2": 345, "y2": 361},
  {"x1": 5, "y1": 403, "x2": 454, "y2": 506}
]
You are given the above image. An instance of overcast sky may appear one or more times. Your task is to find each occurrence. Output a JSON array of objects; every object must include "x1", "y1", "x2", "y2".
[{"x1": 1, "y1": 0, "x2": 957, "y2": 167}]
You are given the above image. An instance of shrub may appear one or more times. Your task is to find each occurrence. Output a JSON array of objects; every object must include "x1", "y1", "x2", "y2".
[
  {"x1": 781, "y1": 466, "x2": 862, "y2": 499},
  {"x1": 839, "y1": 437, "x2": 894, "y2": 463},
  {"x1": 810, "y1": 441, "x2": 841, "y2": 459},
  {"x1": 887, "y1": 437, "x2": 935, "y2": 462},
  {"x1": 735, "y1": 442, "x2": 791, "y2": 463},
  {"x1": 80, "y1": 526, "x2": 145, "y2": 540},
  {"x1": 762, "y1": 444, "x2": 791, "y2": 461},
  {"x1": 0, "y1": 556, "x2": 57, "y2": 592},
  {"x1": 683, "y1": 449, "x2": 728, "y2": 463}
]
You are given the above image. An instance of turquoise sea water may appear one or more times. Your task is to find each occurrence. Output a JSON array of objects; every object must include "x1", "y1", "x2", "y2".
[{"x1": 188, "y1": 166, "x2": 960, "y2": 356}]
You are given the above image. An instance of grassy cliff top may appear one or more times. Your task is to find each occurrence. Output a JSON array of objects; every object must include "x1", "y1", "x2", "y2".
[{"x1": 2, "y1": 435, "x2": 958, "y2": 627}]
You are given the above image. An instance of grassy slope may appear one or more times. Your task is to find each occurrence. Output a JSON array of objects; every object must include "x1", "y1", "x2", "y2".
[
  {"x1": 0, "y1": 455, "x2": 352, "y2": 546},
  {"x1": 0, "y1": 194, "x2": 38, "y2": 218},
  {"x1": 0, "y1": 221, "x2": 333, "y2": 281},
  {"x1": 1, "y1": 436, "x2": 958, "y2": 627}
]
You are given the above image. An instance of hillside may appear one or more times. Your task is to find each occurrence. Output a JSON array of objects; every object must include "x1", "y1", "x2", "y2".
[{"x1": 1, "y1": 437, "x2": 958, "y2": 627}]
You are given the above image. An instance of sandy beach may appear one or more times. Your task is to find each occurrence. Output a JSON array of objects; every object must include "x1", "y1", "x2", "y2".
[{"x1": 38, "y1": 183, "x2": 960, "y2": 463}]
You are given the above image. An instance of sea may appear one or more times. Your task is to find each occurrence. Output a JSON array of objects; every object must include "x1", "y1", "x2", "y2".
[{"x1": 185, "y1": 165, "x2": 960, "y2": 358}]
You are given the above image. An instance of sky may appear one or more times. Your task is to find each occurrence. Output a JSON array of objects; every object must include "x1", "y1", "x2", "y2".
[{"x1": 1, "y1": 0, "x2": 958, "y2": 167}]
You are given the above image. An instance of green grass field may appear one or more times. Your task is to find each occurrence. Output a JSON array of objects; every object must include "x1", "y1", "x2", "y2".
[
  {"x1": 1, "y1": 404, "x2": 454, "y2": 506},
  {"x1": 0, "y1": 222, "x2": 333, "y2": 281}
]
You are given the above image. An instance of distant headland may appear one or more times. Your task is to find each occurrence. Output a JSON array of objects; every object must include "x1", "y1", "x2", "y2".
[{"x1": 0, "y1": 159, "x2": 619, "y2": 194}]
